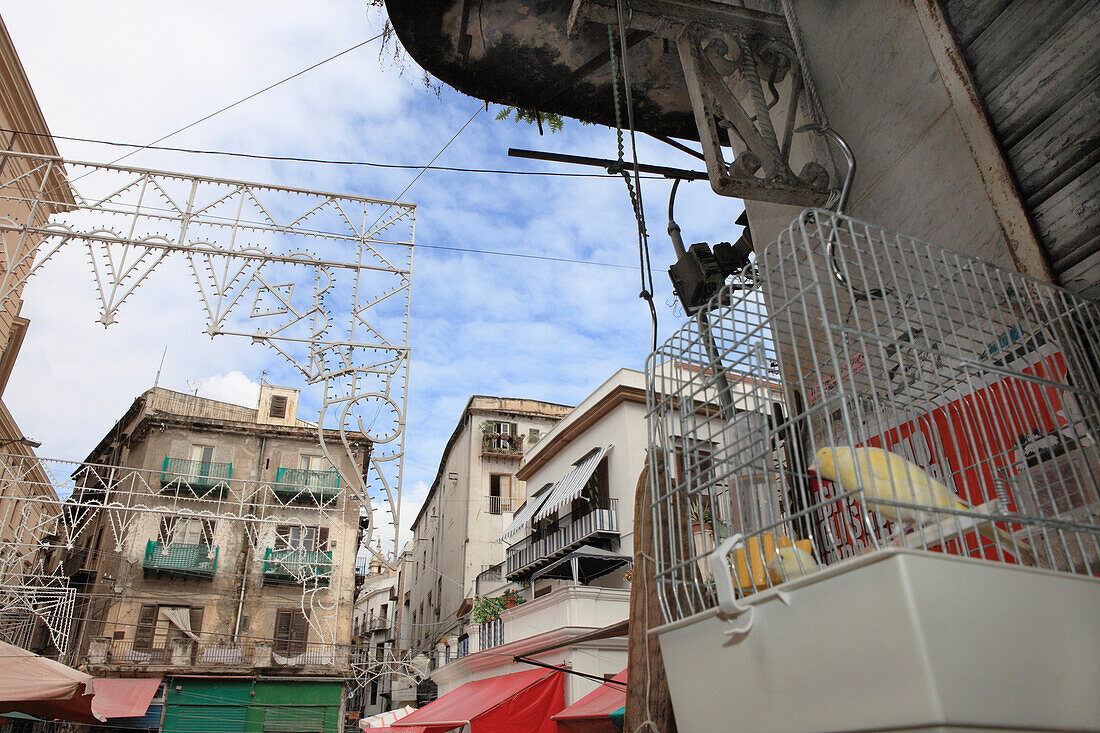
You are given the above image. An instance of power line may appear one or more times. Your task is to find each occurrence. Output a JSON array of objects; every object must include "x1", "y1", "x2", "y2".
[
  {"x1": 0, "y1": 127, "x2": 662, "y2": 179},
  {"x1": 105, "y1": 36, "x2": 384, "y2": 168},
  {"x1": 56, "y1": 34, "x2": 385, "y2": 196},
  {"x1": 414, "y1": 241, "x2": 634, "y2": 269}
]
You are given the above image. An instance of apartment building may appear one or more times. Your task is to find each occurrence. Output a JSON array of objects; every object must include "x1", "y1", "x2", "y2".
[
  {"x1": 404, "y1": 396, "x2": 571, "y2": 663},
  {"x1": 64, "y1": 384, "x2": 368, "y2": 732}
]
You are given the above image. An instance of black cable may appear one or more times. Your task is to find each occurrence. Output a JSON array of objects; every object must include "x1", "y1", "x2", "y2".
[{"x1": 0, "y1": 127, "x2": 664, "y2": 179}]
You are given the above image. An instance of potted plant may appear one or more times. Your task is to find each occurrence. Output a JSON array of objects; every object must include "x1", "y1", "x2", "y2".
[
  {"x1": 501, "y1": 589, "x2": 525, "y2": 609},
  {"x1": 689, "y1": 501, "x2": 713, "y2": 532},
  {"x1": 472, "y1": 595, "x2": 504, "y2": 624}
]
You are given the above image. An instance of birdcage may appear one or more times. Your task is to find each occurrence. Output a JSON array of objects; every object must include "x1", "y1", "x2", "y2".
[{"x1": 646, "y1": 209, "x2": 1100, "y2": 732}]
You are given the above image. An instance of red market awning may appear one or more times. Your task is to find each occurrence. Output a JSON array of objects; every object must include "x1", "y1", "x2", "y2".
[
  {"x1": 551, "y1": 669, "x2": 627, "y2": 733},
  {"x1": 393, "y1": 668, "x2": 564, "y2": 733},
  {"x1": 92, "y1": 678, "x2": 162, "y2": 719},
  {"x1": 0, "y1": 641, "x2": 104, "y2": 724}
]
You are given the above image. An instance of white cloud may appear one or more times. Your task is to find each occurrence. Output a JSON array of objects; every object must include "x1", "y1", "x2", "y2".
[{"x1": 190, "y1": 371, "x2": 261, "y2": 408}]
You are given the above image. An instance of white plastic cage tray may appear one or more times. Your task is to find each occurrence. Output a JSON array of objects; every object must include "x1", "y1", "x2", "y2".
[{"x1": 655, "y1": 549, "x2": 1100, "y2": 732}]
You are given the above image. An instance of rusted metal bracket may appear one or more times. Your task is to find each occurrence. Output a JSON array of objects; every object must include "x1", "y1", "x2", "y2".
[{"x1": 570, "y1": 0, "x2": 832, "y2": 205}]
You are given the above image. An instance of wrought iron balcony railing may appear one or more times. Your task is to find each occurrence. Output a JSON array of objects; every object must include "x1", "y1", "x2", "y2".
[
  {"x1": 272, "y1": 467, "x2": 341, "y2": 500},
  {"x1": 143, "y1": 540, "x2": 218, "y2": 579},
  {"x1": 262, "y1": 547, "x2": 333, "y2": 585},
  {"x1": 505, "y1": 499, "x2": 619, "y2": 578},
  {"x1": 159, "y1": 457, "x2": 232, "y2": 495},
  {"x1": 481, "y1": 433, "x2": 524, "y2": 458}
]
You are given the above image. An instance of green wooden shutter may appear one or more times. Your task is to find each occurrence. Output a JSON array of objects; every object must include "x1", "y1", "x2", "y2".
[{"x1": 134, "y1": 604, "x2": 157, "y2": 650}]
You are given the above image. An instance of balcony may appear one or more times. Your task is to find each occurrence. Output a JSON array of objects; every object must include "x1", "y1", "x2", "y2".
[
  {"x1": 262, "y1": 547, "x2": 333, "y2": 585},
  {"x1": 273, "y1": 467, "x2": 341, "y2": 502},
  {"x1": 505, "y1": 499, "x2": 618, "y2": 578},
  {"x1": 90, "y1": 638, "x2": 348, "y2": 672},
  {"x1": 476, "y1": 562, "x2": 507, "y2": 596},
  {"x1": 479, "y1": 618, "x2": 504, "y2": 651},
  {"x1": 160, "y1": 457, "x2": 232, "y2": 496},
  {"x1": 481, "y1": 433, "x2": 524, "y2": 459},
  {"x1": 271, "y1": 642, "x2": 349, "y2": 669},
  {"x1": 143, "y1": 541, "x2": 218, "y2": 579}
]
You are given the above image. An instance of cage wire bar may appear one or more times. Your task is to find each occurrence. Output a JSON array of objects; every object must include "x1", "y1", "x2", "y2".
[{"x1": 647, "y1": 209, "x2": 1100, "y2": 625}]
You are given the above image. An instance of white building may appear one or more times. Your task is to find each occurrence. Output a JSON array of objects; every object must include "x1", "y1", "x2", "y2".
[
  {"x1": 429, "y1": 368, "x2": 648, "y2": 705},
  {"x1": 403, "y1": 396, "x2": 572, "y2": 664}
]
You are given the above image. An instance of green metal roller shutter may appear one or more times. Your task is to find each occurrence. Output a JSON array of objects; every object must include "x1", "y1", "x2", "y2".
[{"x1": 161, "y1": 678, "x2": 250, "y2": 733}]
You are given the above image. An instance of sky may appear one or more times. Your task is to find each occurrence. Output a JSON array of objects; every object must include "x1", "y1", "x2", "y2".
[{"x1": 0, "y1": 1, "x2": 743, "y2": 554}]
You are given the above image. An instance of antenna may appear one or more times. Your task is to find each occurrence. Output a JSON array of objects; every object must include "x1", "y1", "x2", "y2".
[{"x1": 152, "y1": 344, "x2": 168, "y2": 389}]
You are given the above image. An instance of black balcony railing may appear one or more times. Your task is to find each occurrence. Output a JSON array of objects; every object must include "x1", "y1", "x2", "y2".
[{"x1": 476, "y1": 562, "x2": 505, "y2": 596}]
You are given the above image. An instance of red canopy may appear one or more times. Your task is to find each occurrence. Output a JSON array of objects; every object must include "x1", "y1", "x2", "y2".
[
  {"x1": 92, "y1": 678, "x2": 162, "y2": 719},
  {"x1": 551, "y1": 669, "x2": 627, "y2": 733},
  {"x1": 394, "y1": 668, "x2": 564, "y2": 733}
]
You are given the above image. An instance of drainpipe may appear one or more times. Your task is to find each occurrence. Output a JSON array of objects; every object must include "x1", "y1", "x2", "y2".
[
  {"x1": 234, "y1": 435, "x2": 265, "y2": 640},
  {"x1": 459, "y1": 414, "x2": 472, "y2": 600}
]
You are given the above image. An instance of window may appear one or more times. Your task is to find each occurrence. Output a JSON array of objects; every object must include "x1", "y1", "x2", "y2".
[
  {"x1": 160, "y1": 518, "x2": 214, "y2": 546},
  {"x1": 486, "y1": 421, "x2": 517, "y2": 452},
  {"x1": 489, "y1": 474, "x2": 513, "y2": 514},
  {"x1": 269, "y1": 394, "x2": 288, "y2": 419},
  {"x1": 300, "y1": 454, "x2": 322, "y2": 471},
  {"x1": 134, "y1": 604, "x2": 204, "y2": 658},
  {"x1": 274, "y1": 608, "x2": 309, "y2": 655},
  {"x1": 529, "y1": 428, "x2": 540, "y2": 444},
  {"x1": 189, "y1": 444, "x2": 215, "y2": 470},
  {"x1": 275, "y1": 525, "x2": 329, "y2": 551}
]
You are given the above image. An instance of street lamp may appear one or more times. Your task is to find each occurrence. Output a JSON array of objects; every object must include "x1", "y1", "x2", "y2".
[{"x1": 0, "y1": 437, "x2": 41, "y2": 450}]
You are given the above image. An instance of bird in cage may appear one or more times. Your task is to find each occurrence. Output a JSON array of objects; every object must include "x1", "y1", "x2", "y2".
[
  {"x1": 813, "y1": 446, "x2": 1034, "y2": 564},
  {"x1": 766, "y1": 544, "x2": 819, "y2": 584}
]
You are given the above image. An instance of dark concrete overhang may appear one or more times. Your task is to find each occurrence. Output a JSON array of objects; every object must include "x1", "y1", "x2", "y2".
[{"x1": 384, "y1": 0, "x2": 707, "y2": 139}]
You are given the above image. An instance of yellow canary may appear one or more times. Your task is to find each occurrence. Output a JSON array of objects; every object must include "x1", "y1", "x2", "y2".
[
  {"x1": 814, "y1": 446, "x2": 1033, "y2": 563},
  {"x1": 766, "y1": 544, "x2": 819, "y2": 584}
]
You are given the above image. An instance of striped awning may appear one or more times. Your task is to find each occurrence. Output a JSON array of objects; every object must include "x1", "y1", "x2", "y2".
[
  {"x1": 499, "y1": 482, "x2": 556, "y2": 542},
  {"x1": 532, "y1": 445, "x2": 613, "y2": 523}
]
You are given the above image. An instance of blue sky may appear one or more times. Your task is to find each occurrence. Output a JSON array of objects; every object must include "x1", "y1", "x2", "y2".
[{"x1": 0, "y1": 1, "x2": 743, "y2": 551}]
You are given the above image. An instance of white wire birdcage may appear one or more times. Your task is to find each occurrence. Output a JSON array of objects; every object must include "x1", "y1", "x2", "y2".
[{"x1": 646, "y1": 209, "x2": 1100, "y2": 625}]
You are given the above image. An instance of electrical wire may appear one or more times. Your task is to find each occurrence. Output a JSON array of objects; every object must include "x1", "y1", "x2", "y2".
[
  {"x1": 0, "y1": 127, "x2": 665, "y2": 180},
  {"x1": 104, "y1": 36, "x2": 383, "y2": 169},
  {"x1": 364, "y1": 105, "x2": 483, "y2": 238}
]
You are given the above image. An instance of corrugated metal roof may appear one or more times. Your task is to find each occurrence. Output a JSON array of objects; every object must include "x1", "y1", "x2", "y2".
[{"x1": 532, "y1": 445, "x2": 613, "y2": 522}]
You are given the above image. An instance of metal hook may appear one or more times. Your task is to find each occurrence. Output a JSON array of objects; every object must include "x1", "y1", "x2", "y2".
[{"x1": 796, "y1": 126, "x2": 888, "y2": 301}]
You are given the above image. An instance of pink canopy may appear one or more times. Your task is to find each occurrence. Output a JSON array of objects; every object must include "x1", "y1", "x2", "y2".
[
  {"x1": 0, "y1": 641, "x2": 105, "y2": 723},
  {"x1": 92, "y1": 677, "x2": 162, "y2": 719}
]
